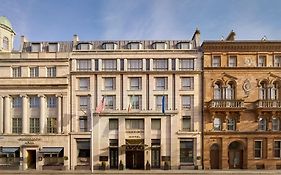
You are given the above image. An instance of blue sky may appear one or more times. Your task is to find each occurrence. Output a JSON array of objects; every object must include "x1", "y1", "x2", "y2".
[{"x1": 1, "y1": 0, "x2": 281, "y2": 48}]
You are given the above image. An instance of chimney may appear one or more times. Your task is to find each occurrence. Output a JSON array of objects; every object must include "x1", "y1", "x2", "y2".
[
  {"x1": 73, "y1": 34, "x2": 79, "y2": 46},
  {"x1": 226, "y1": 30, "x2": 236, "y2": 41},
  {"x1": 192, "y1": 28, "x2": 200, "y2": 48},
  {"x1": 20, "y1": 35, "x2": 28, "y2": 52}
]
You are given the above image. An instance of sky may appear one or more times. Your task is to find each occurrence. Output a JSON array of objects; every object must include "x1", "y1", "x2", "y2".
[{"x1": 1, "y1": 0, "x2": 281, "y2": 49}]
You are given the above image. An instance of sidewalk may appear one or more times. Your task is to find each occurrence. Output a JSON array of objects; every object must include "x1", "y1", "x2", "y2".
[{"x1": 1, "y1": 170, "x2": 281, "y2": 175}]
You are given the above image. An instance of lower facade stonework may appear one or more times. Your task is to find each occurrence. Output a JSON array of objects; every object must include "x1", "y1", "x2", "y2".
[{"x1": 203, "y1": 134, "x2": 281, "y2": 170}]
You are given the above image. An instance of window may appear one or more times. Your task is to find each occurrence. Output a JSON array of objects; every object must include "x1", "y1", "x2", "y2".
[
  {"x1": 129, "y1": 77, "x2": 142, "y2": 90},
  {"x1": 155, "y1": 95, "x2": 168, "y2": 110},
  {"x1": 152, "y1": 42, "x2": 166, "y2": 49},
  {"x1": 258, "y1": 56, "x2": 266, "y2": 67},
  {"x1": 47, "y1": 118, "x2": 57, "y2": 133},
  {"x1": 179, "y1": 59, "x2": 194, "y2": 70},
  {"x1": 30, "y1": 118, "x2": 40, "y2": 133},
  {"x1": 79, "y1": 96, "x2": 89, "y2": 110},
  {"x1": 274, "y1": 141, "x2": 281, "y2": 158},
  {"x1": 125, "y1": 119, "x2": 144, "y2": 129},
  {"x1": 182, "y1": 116, "x2": 191, "y2": 131},
  {"x1": 79, "y1": 78, "x2": 90, "y2": 90},
  {"x1": 129, "y1": 95, "x2": 142, "y2": 110},
  {"x1": 177, "y1": 42, "x2": 190, "y2": 49},
  {"x1": 79, "y1": 116, "x2": 87, "y2": 132},
  {"x1": 3, "y1": 37, "x2": 9, "y2": 50},
  {"x1": 47, "y1": 96, "x2": 57, "y2": 108},
  {"x1": 109, "y1": 119, "x2": 118, "y2": 130},
  {"x1": 254, "y1": 140, "x2": 262, "y2": 158},
  {"x1": 30, "y1": 96, "x2": 39, "y2": 108},
  {"x1": 259, "y1": 81, "x2": 268, "y2": 100},
  {"x1": 151, "y1": 119, "x2": 161, "y2": 130},
  {"x1": 128, "y1": 59, "x2": 142, "y2": 71},
  {"x1": 30, "y1": 67, "x2": 39, "y2": 77},
  {"x1": 180, "y1": 140, "x2": 193, "y2": 163},
  {"x1": 227, "y1": 118, "x2": 236, "y2": 131},
  {"x1": 47, "y1": 67, "x2": 56, "y2": 77},
  {"x1": 102, "y1": 43, "x2": 116, "y2": 50},
  {"x1": 31, "y1": 43, "x2": 41, "y2": 52},
  {"x1": 12, "y1": 118, "x2": 22, "y2": 134},
  {"x1": 104, "y1": 95, "x2": 116, "y2": 110},
  {"x1": 212, "y1": 56, "x2": 221, "y2": 67},
  {"x1": 181, "y1": 77, "x2": 194, "y2": 90},
  {"x1": 77, "y1": 140, "x2": 90, "y2": 158},
  {"x1": 214, "y1": 82, "x2": 223, "y2": 99},
  {"x1": 12, "y1": 96, "x2": 22, "y2": 108},
  {"x1": 12, "y1": 67, "x2": 21, "y2": 77},
  {"x1": 77, "y1": 60, "x2": 91, "y2": 71},
  {"x1": 182, "y1": 95, "x2": 192, "y2": 109},
  {"x1": 272, "y1": 118, "x2": 280, "y2": 131},
  {"x1": 226, "y1": 82, "x2": 235, "y2": 99},
  {"x1": 128, "y1": 42, "x2": 141, "y2": 50},
  {"x1": 258, "y1": 118, "x2": 267, "y2": 131},
  {"x1": 48, "y1": 43, "x2": 59, "y2": 52},
  {"x1": 274, "y1": 56, "x2": 281, "y2": 67},
  {"x1": 228, "y1": 56, "x2": 237, "y2": 67},
  {"x1": 102, "y1": 59, "x2": 117, "y2": 70},
  {"x1": 153, "y1": 59, "x2": 168, "y2": 70},
  {"x1": 77, "y1": 43, "x2": 92, "y2": 50},
  {"x1": 104, "y1": 77, "x2": 116, "y2": 90},
  {"x1": 213, "y1": 117, "x2": 221, "y2": 131},
  {"x1": 155, "y1": 77, "x2": 168, "y2": 90},
  {"x1": 271, "y1": 82, "x2": 280, "y2": 100}
]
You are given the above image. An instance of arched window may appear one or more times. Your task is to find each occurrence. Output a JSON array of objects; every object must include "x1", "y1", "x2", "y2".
[
  {"x1": 213, "y1": 117, "x2": 221, "y2": 131},
  {"x1": 226, "y1": 82, "x2": 235, "y2": 99},
  {"x1": 258, "y1": 118, "x2": 267, "y2": 131},
  {"x1": 259, "y1": 81, "x2": 268, "y2": 100},
  {"x1": 272, "y1": 117, "x2": 280, "y2": 131},
  {"x1": 3, "y1": 37, "x2": 9, "y2": 50},
  {"x1": 227, "y1": 118, "x2": 236, "y2": 131},
  {"x1": 214, "y1": 82, "x2": 223, "y2": 100},
  {"x1": 271, "y1": 81, "x2": 280, "y2": 100}
]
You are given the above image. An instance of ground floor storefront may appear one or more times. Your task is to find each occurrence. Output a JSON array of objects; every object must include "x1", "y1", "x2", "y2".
[{"x1": 204, "y1": 133, "x2": 281, "y2": 170}]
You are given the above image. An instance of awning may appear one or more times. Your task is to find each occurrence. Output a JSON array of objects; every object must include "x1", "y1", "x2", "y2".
[
  {"x1": 1, "y1": 147, "x2": 19, "y2": 153},
  {"x1": 39, "y1": 147, "x2": 63, "y2": 154}
]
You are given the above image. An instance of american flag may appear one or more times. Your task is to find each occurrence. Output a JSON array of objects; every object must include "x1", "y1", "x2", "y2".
[{"x1": 95, "y1": 96, "x2": 105, "y2": 113}]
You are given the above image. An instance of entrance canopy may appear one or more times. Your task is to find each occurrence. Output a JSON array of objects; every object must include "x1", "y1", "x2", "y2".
[
  {"x1": 39, "y1": 147, "x2": 63, "y2": 154},
  {"x1": 122, "y1": 139, "x2": 148, "y2": 151},
  {"x1": 1, "y1": 147, "x2": 19, "y2": 153}
]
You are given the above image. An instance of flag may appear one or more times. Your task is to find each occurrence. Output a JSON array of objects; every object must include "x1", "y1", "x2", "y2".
[
  {"x1": 162, "y1": 95, "x2": 165, "y2": 114},
  {"x1": 95, "y1": 96, "x2": 105, "y2": 113}
]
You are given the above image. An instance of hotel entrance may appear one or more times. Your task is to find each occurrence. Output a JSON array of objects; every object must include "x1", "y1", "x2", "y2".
[
  {"x1": 27, "y1": 150, "x2": 36, "y2": 169},
  {"x1": 125, "y1": 139, "x2": 145, "y2": 169}
]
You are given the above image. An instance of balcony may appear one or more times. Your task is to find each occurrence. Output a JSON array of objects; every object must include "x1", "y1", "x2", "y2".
[
  {"x1": 255, "y1": 100, "x2": 281, "y2": 111},
  {"x1": 208, "y1": 99, "x2": 245, "y2": 111}
]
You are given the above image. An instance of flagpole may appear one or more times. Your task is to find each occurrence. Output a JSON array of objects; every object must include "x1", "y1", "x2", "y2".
[{"x1": 90, "y1": 94, "x2": 94, "y2": 173}]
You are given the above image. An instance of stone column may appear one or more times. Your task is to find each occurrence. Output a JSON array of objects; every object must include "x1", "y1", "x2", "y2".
[
  {"x1": 56, "y1": 95, "x2": 62, "y2": 134},
  {"x1": 39, "y1": 95, "x2": 46, "y2": 134},
  {"x1": 22, "y1": 95, "x2": 28, "y2": 134},
  {"x1": 4, "y1": 96, "x2": 11, "y2": 134},
  {"x1": 0, "y1": 96, "x2": 3, "y2": 134}
]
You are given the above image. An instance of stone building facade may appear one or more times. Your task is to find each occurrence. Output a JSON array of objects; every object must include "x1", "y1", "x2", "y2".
[
  {"x1": 0, "y1": 16, "x2": 203, "y2": 170},
  {"x1": 202, "y1": 32, "x2": 281, "y2": 170}
]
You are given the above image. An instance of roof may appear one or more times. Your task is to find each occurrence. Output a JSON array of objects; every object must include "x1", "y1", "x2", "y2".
[{"x1": 0, "y1": 16, "x2": 15, "y2": 34}]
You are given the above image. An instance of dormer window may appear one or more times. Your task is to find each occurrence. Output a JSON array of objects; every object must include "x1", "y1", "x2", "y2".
[
  {"x1": 152, "y1": 42, "x2": 166, "y2": 50},
  {"x1": 177, "y1": 42, "x2": 190, "y2": 49},
  {"x1": 31, "y1": 43, "x2": 41, "y2": 52},
  {"x1": 77, "y1": 43, "x2": 92, "y2": 51},
  {"x1": 128, "y1": 42, "x2": 142, "y2": 50},
  {"x1": 102, "y1": 42, "x2": 117, "y2": 50},
  {"x1": 48, "y1": 43, "x2": 59, "y2": 52}
]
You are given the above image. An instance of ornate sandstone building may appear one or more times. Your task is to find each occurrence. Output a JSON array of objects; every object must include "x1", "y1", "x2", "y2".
[
  {"x1": 0, "y1": 16, "x2": 203, "y2": 170},
  {"x1": 202, "y1": 31, "x2": 281, "y2": 169}
]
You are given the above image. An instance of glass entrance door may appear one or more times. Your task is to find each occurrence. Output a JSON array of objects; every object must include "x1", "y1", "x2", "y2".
[
  {"x1": 151, "y1": 148, "x2": 160, "y2": 168},
  {"x1": 109, "y1": 148, "x2": 118, "y2": 169}
]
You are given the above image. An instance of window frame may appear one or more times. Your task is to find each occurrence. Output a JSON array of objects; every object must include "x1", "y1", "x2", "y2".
[
  {"x1": 212, "y1": 56, "x2": 221, "y2": 67},
  {"x1": 254, "y1": 140, "x2": 263, "y2": 159}
]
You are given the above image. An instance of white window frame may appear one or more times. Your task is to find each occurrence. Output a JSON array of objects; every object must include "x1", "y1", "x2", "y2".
[
  {"x1": 254, "y1": 140, "x2": 263, "y2": 159},
  {"x1": 47, "y1": 67, "x2": 56, "y2": 77}
]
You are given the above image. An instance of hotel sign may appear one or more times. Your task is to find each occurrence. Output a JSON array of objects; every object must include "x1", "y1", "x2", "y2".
[
  {"x1": 18, "y1": 137, "x2": 41, "y2": 141},
  {"x1": 125, "y1": 130, "x2": 144, "y2": 139}
]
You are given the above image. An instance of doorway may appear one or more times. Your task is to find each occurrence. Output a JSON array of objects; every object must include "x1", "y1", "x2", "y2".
[
  {"x1": 126, "y1": 150, "x2": 144, "y2": 169},
  {"x1": 228, "y1": 141, "x2": 243, "y2": 169},
  {"x1": 210, "y1": 144, "x2": 220, "y2": 169},
  {"x1": 109, "y1": 148, "x2": 118, "y2": 169},
  {"x1": 27, "y1": 150, "x2": 36, "y2": 169}
]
